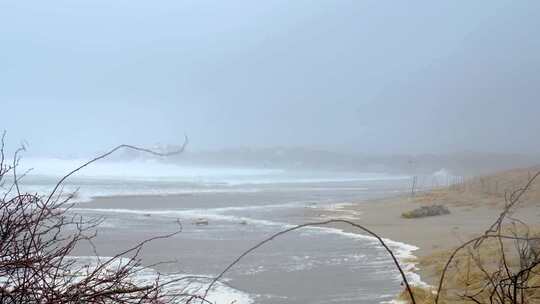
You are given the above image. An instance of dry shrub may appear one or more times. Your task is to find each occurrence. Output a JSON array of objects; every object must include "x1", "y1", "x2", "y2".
[
  {"x1": 0, "y1": 133, "x2": 197, "y2": 304},
  {"x1": 399, "y1": 171, "x2": 540, "y2": 304}
]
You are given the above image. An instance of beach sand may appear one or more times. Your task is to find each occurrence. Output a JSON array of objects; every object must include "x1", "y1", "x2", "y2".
[{"x1": 316, "y1": 168, "x2": 540, "y2": 286}]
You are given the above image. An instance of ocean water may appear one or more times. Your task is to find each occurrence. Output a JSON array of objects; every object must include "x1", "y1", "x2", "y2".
[
  {"x1": 14, "y1": 158, "x2": 424, "y2": 303},
  {"x1": 17, "y1": 157, "x2": 410, "y2": 201}
]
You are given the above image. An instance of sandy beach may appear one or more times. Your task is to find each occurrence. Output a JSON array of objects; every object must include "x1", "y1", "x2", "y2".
[{"x1": 319, "y1": 168, "x2": 540, "y2": 286}]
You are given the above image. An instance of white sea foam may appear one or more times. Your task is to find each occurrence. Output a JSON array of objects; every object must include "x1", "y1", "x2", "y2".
[
  {"x1": 72, "y1": 200, "x2": 310, "y2": 224},
  {"x1": 18, "y1": 184, "x2": 372, "y2": 204},
  {"x1": 0, "y1": 255, "x2": 254, "y2": 304},
  {"x1": 71, "y1": 207, "x2": 291, "y2": 228},
  {"x1": 19, "y1": 158, "x2": 282, "y2": 181},
  {"x1": 305, "y1": 226, "x2": 429, "y2": 289},
  {"x1": 16, "y1": 157, "x2": 408, "y2": 202},
  {"x1": 66, "y1": 256, "x2": 253, "y2": 304},
  {"x1": 72, "y1": 206, "x2": 428, "y2": 289},
  {"x1": 20, "y1": 157, "x2": 406, "y2": 184}
]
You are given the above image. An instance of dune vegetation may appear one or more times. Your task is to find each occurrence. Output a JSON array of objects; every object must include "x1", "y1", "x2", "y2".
[{"x1": 397, "y1": 168, "x2": 540, "y2": 304}]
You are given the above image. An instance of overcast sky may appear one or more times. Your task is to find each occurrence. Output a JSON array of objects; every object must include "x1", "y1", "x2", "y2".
[{"x1": 1, "y1": 1, "x2": 539, "y2": 155}]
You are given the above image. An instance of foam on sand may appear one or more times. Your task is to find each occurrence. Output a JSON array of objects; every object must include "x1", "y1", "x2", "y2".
[
  {"x1": 295, "y1": 224, "x2": 428, "y2": 290},
  {"x1": 67, "y1": 256, "x2": 254, "y2": 304},
  {"x1": 72, "y1": 205, "x2": 428, "y2": 287}
]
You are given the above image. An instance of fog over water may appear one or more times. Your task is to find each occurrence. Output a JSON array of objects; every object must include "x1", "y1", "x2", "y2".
[
  {"x1": 2, "y1": 2, "x2": 540, "y2": 303},
  {"x1": 1, "y1": 1, "x2": 540, "y2": 157}
]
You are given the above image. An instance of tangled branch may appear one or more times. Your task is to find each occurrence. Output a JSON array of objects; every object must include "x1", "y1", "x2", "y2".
[
  {"x1": 433, "y1": 171, "x2": 540, "y2": 304},
  {"x1": 0, "y1": 134, "x2": 191, "y2": 304}
]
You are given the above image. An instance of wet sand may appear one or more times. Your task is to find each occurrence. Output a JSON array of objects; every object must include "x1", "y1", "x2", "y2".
[
  {"x1": 70, "y1": 188, "x2": 414, "y2": 304},
  {"x1": 70, "y1": 175, "x2": 540, "y2": 300},
  {"x1": 316, "y1": 188, "x2": 540, "y2": 285}
]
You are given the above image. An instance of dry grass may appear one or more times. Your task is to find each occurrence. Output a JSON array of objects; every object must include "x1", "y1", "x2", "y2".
[
  {"x1": 396, "y1": 167, "x2": 540, "y2": 304},
  {"x1": 399, "y1": 233, "x2": 540, "y2": 304},
  {"x1": 408, "y1": 167, "x2": 540, "y2": 211}
]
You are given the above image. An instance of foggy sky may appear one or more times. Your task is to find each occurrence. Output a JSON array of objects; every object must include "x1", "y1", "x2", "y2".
[{"x1": 1, "y1": 1, "x2": 539, "y2": 155}]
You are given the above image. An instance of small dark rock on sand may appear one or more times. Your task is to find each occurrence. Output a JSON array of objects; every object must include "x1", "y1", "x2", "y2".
[
  {"x1": 402, "y1": 204, "x2": 450, "y2": 219},
  {"x1": 193, "y1": 218, "x2": 209, "y2": 225}
]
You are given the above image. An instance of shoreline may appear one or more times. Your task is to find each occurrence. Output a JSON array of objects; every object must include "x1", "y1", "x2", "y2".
[
  {"x1": 74, "y1": 190, "x2": 422, "y2": 304},
  {"x1": 73, "y1": 178, "x2": 540, "y2": 299},
  {"x1": 316, "y1": 188, "x2": 540, "y2": 286},
  {"x1": 75, "y1": 191, "x2": 435, "y2": 287},
  {"x1": 73, "y1": 189, "x2": 430, "y2": 302}
]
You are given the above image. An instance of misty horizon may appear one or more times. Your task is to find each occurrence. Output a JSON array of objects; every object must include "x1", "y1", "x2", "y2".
[
  {"x1": 2, "y1": 1, "x2": 540, "y2": 156},
  {"x1": 2, "y1": 2, "x2": 540, "y2": 304}
]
